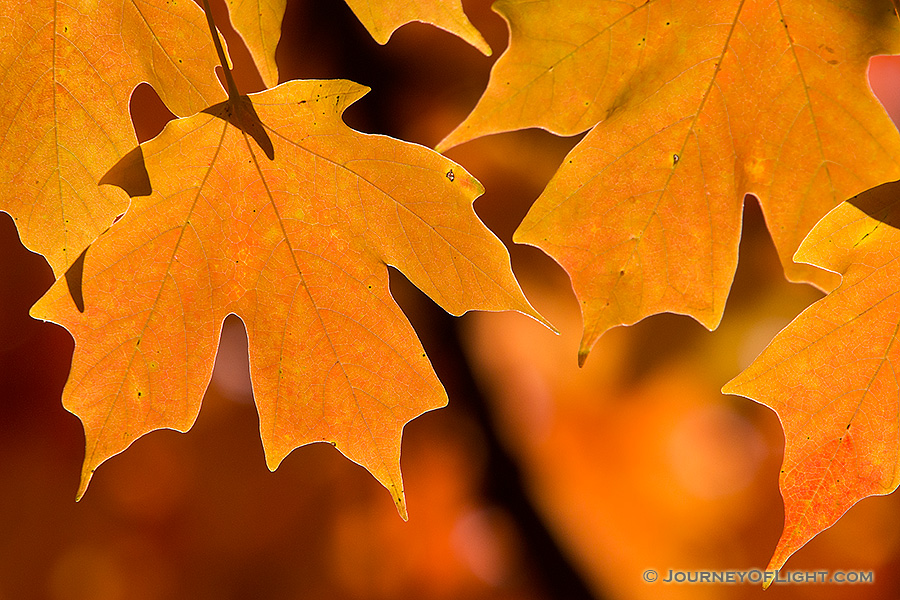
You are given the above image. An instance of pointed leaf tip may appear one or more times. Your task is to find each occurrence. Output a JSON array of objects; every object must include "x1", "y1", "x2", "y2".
[
  {"x1": 343, "y1": 0, "x2": 491, "y2": 56},
  {"x1": 515, "y1": 301, "x2": 557, "y2": 334},
  {"x1": 391, "y1": 484, "x2": 409, "y2": 521},
  {"x1": 577, "y1": 350, "x2": 588, "y2": 368},
  {"x1": 74, "y1": 467, "x2": 94, "y2": 502},
  {"x1": 725, "y1": 182, "x2": 900, "y2": 571},
  {"x1": 719, "y1": 379, "x2": 737, "y2": 397}
]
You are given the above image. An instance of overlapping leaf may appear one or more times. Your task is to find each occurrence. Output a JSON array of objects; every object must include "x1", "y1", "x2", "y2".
[
  {"x1": 0, "y1": 0, "x2": 226, "y2": 275},
  {"x1": 438, "y1": 0, "x2": 900, "y2": 364},
  {"x1": 30, "y1": 79, "x2": 543, "y2": 516},
  {"x1": 343, "y1": 0, "x2": 490, "y2": 54},
  {"x1": 225, "y1": 0, "x2": 286, "y2": 87},
  {"x1": 724, "y1": 181, "x2": 900, "y2": 576},
  {"x1": 225, "y1": 0, "x2": 490, "y2": 90}
]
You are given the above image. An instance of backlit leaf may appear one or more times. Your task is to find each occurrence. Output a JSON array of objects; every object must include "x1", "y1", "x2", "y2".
[
  {"x1": 30, "y1": 80, "x2": 544, "y2": 517},
  {"x1": 0, "y1": 0, "x2": 226, "y2": 275},
  {"x1": 226, "y1": 0, "x2": 286, "y2": 88},
  {"x1": 225, "y1": 0, "x2": 491, "y2": 90},
  {"x1": 344, "y1": 0, "x2": 491, "y2": 55},
  {"x1": 438, "y1": 0, "x2": 900, "y2": 363},
  {"x1": 724, "y1": 180, "x2": 900, "y2": 575}
]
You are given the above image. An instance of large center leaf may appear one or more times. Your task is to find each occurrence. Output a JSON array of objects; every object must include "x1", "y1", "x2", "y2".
[
  {"x1": 438, "y1": 0, "x2": 900, "y2": 364},
  {"x1": 31, "y1": 80, "x2": 542, "y2": 516}
]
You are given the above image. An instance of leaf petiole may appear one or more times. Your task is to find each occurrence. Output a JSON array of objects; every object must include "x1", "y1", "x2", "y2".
[{"x1": 201, "y1": 0, "x2": 240, "y2": 101}]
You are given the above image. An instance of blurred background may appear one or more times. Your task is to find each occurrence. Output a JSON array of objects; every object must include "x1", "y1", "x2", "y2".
[{"x1": 4, "y1": 0, "x2": 900, "y2": 598}]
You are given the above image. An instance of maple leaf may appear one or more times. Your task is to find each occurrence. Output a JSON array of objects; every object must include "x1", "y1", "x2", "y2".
[
  {"x1": 0, "y1": 0, "x2": 226, "y2": 276},
  {"x1": 225, "y1": 0, "x2": 491, "y2": 90},
  {"x1": 724, "y1": 180, "x2": 900, "y2": 578},
  {"x1": 437, "y1": 0, "x2": 900, "y2": 364},
  {"x1": 225, "y1": 0, "x2": 285, "y2": 88},
  {"x1": 343, "y1": 0, "x2": 491, "y2": 55},
  {"x1": 30, "y1": 78, "x2": 544, "y2": 517}
]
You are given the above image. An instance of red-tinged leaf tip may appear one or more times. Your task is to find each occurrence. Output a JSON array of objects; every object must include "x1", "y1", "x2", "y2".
[{"x1": 724, "y1": 182, "x2": 900, "y2": 570}]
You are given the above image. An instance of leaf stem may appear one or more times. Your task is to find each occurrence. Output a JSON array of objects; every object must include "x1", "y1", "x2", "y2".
[{"x1": 201, "y1": 0, "x2": 240, "y2": 100}]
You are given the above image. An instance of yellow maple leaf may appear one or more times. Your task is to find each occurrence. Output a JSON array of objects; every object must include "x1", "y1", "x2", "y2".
[{"x1": 31, "y1": 79, "x2": 545, "y2": 517}]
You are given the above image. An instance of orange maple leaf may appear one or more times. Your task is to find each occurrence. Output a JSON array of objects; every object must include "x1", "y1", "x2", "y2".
[
  {"x1": 724, "y1": 180, "x2": 900, "y2": 576},
  {"x1": 437, "y1": 0, "x2": 900, "y2": 364},
  {"x1": 225, "y1": 0, "x2": 490, "y2": 90},
  {"x1": 0, "y1": 0, "x2": 226, "y2": 276},
  {"x1": 343, "y1": 0, "x2": 491, "y2": 55},
  {"x1": 30, "y1": 79, "x2": 544, "y2": 517},
  {"x1": 225, "y1": 0, "x2": 286, "y2": 88}
]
